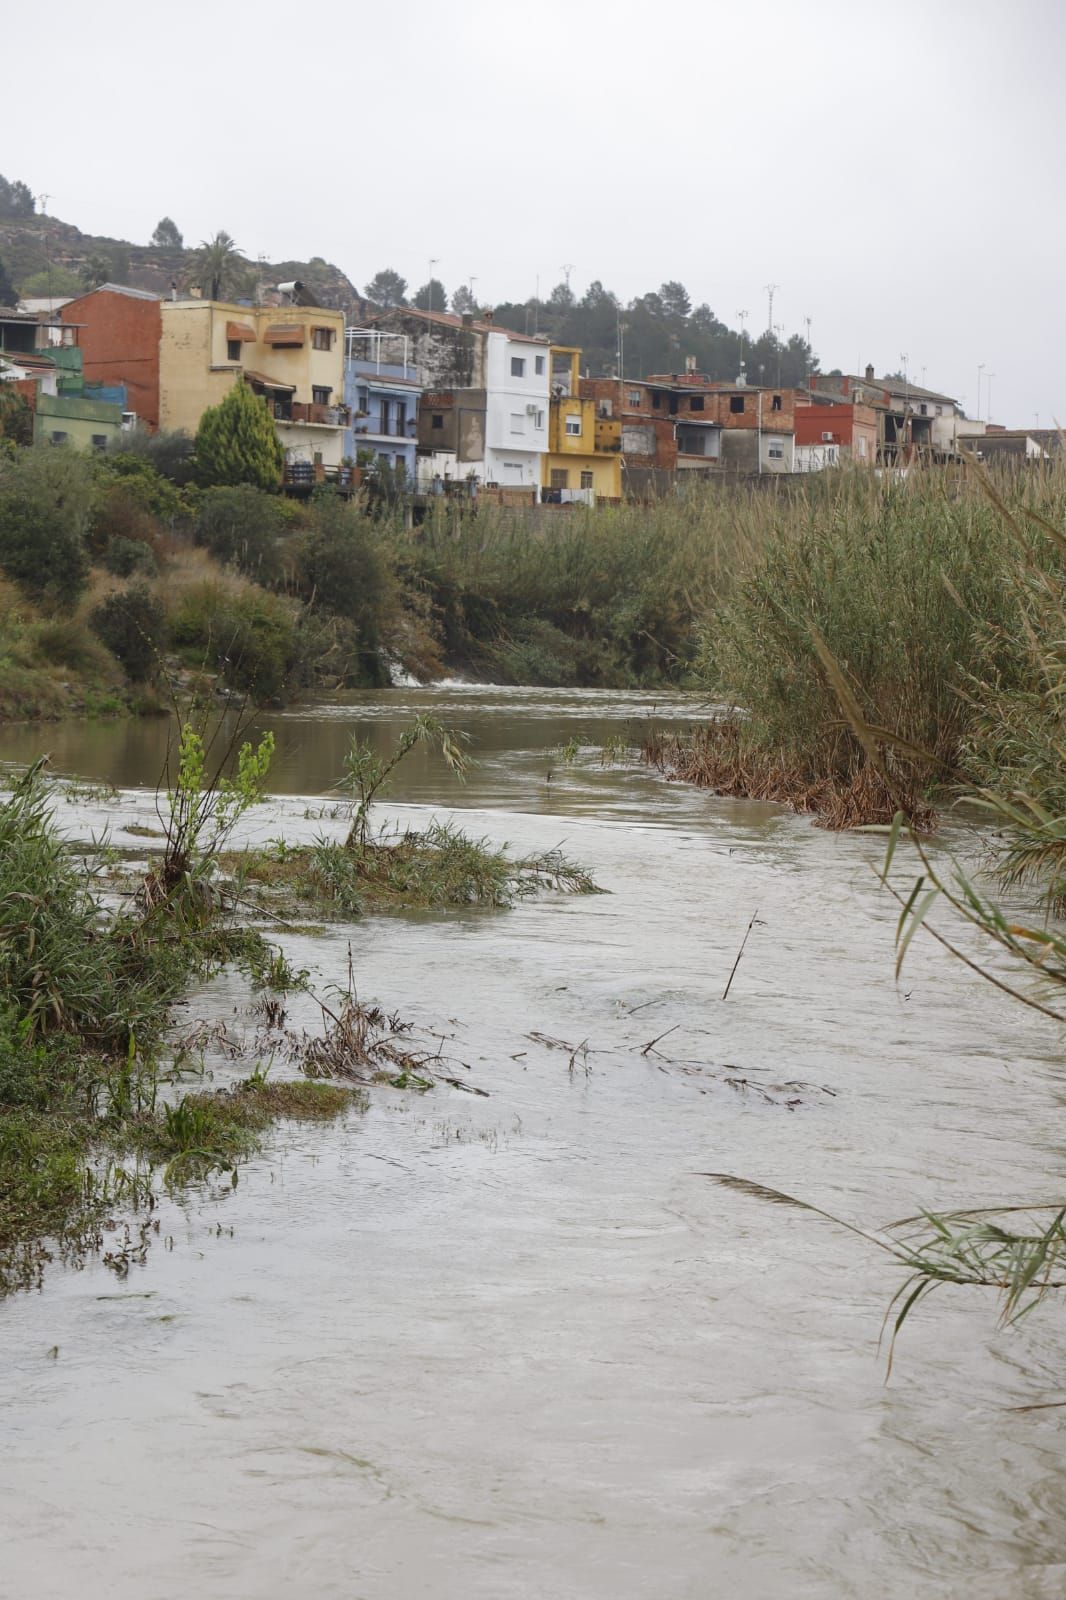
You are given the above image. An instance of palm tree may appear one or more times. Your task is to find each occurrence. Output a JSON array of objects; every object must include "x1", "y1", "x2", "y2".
[{"x1": 193, "y1": 231, "x2": 246, "y2": 302}]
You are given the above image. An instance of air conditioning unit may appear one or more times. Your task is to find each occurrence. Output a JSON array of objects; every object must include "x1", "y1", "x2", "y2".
[
  {"x1": 821, "y1": 431, "x2": 834, "y2": 442},
  {"x1": 525, "y1": 403, "x2": 537, "y2": 415}
]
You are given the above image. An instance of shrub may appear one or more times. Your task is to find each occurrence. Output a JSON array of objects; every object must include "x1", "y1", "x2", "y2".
[
  {"x1": 0, "y1": 448, "x2": 92, "y2": 608},
  {"x1": 172, "y1": 582, "x2": 302, "y2": 701},
  {"x1": 32, "y1": 617, "x2": 116, "y2": 678},
  {"x1": 295, "y1": 498, "x2": 395, "y2": 681},
  {"x1": 104, "y1": 535, "x2": 158, "y2": 578},
  {"x1": 195, "y1": 485, "x2": 295, "y2": 583},
  {"x1": 107, "y1": 427, "x2": 197, "y2": 487},
  {"x1": 90, "y1": 583, "x2": 167, "y2": 682}
]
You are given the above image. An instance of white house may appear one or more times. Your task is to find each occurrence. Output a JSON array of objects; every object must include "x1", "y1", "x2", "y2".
[{"x1": 481, "y1": 328, "x2": 549, "y2": 489}]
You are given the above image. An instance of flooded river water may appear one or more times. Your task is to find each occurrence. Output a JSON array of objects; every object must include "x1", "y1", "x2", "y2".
[{"x1": 2, "y1": 687, "x2": 1064, "y2": 1599}]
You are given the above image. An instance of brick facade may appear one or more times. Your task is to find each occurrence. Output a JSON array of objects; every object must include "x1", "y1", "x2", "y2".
[{"x1": 60, "y1": 287, "x2": 162, "y2": 431}]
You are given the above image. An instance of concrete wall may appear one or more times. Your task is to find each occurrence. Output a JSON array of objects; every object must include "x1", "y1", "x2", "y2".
[
  {"x1": 159, "y1": 300, "x2": 345, "y2": 455},
  {"x1": 34, "y1": 390, "x2": 123, "y2": 450},
  {"x1": 60, "y1": 288, "x2": 161, "y2": 431},
  {"x1": 482, "y1": 330, "x2": 549, "y2": 487}
]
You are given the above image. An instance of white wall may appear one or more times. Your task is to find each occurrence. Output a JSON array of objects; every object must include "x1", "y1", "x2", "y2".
[
  {"x1": 795, "y1": 443, "x2": 840, "y2": 472},
  {"x1": 759, "y1": 431, "x2": 794, "y2": 472},
  {"x1": 482, "y1": 330, "x2": 549, "y2": 488}
]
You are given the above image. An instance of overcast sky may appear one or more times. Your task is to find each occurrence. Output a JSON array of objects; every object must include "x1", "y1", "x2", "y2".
[{"x1": 9, "y1": 0, "x2": 1065, "y2": 424}]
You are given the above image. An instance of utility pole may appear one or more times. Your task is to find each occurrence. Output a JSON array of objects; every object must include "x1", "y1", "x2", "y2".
[
  {"x1": 561, "y1": 262, "x2": 575, "y2": 292},
  {"x1": 986, "y1": 372, "x2": 996, "y2": 423},
  {"x1": 804, "y1": 314, "x2": 812, "y2": 391},
  {"x1": 737, "y1": 310, "x2": 749, "y2": 381},
  {"x1": 427, "y1": 259, "x2": 438, "y2": 315},
  {"x1": 773, "y1": 324, "x2": 784, "y2": 387},
  {"x1": 763, "y1": 282, "x2": 779, "y2": 335},
  {"x1": 977, "y1": 362, "x2": 985, "y2": 422},
  {"x1": 901, "y1": 352, "x2": 910, "y2": 454}
]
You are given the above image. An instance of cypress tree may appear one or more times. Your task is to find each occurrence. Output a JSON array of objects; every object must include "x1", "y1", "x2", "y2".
[{"x1": 194, "y1": 380, "x2": 284, "y2": 491}]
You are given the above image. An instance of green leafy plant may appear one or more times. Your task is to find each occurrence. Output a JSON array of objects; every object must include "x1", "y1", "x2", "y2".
[
  {"x1": 341, "y1": 714, "x2": 468, "y2": 849},
  {"x1": 194, "y1": 380, "x2": 283, "y2": 492}
]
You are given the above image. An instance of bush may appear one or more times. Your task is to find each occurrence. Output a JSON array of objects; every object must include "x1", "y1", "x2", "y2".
[
  {"x1": 295, "y1": 498, "x2": 395, "y2": 681},
  {"x1": 90, "y1": 584, "x2": 167, "y2": 682},
  {"x1": 195, "y1": 485, "x2": 295, "y2": 584},
  {"x1": 172, "y1": 582, "x2": 302, "y2": 701},
  {"x1": 33, "y1": 617, "x2": 116, "y2": 678},
  {"x1": 107, "y1": 428, "x2": 197, "y2": 487},
  {"x1": 104, "y1": 535, "x2": 158, "y2": 578},
  {"x1": 0, "y1": 448, "x2": 92, "y2": 608}
]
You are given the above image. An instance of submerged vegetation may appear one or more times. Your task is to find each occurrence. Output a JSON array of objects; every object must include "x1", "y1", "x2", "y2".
[{"x1": 0, "y1": 709, "x2": 597, "y2": 1293}]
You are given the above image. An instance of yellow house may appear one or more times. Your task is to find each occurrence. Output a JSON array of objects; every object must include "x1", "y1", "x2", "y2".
[
  {"x1": 159, "y1": 298, "x2": 347, "y2": 470},
  {"x1": 543, "y1": 347, "x2": 621, "y2": 501}
]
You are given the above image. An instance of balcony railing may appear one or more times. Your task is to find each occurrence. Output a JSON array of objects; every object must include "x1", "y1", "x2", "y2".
[
  {"x1": 275, "y1": 402, "x2": 350, "y2": 427},
  {"x1": 283, "y1": 461, "x2": 356, "y2": 492},
  {"x1": 353, "y1": 415, "x2": 416, "y2": 438}
]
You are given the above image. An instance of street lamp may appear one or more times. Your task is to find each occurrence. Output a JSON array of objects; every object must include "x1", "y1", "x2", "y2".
[
  {"x1": 977, "y1": 363, "x2": 985, "y2": 422},
  {"x1": 986, "y1": 373, "x2": 996, "y2": 423}
]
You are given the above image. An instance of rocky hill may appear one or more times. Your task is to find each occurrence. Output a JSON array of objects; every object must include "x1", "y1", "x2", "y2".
[{"x1": 0, "y1": 210, "x2": 363, "y2": 314}]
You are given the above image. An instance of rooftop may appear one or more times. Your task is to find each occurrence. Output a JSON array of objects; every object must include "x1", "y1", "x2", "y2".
[{"x1": 370, "y1": 306, "x2": 549, "y2": 345}]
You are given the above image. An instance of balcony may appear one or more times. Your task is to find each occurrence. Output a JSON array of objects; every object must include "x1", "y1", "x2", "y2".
[
  {"x1": 353, "y1": 415, "x2": 417, "y2": 439},
  {"x1": 283, "y1": 461, "x2": 356, "y2": 494},
  {"x1": 274, "y1": 401, "x2": 350, "y2": 427}
]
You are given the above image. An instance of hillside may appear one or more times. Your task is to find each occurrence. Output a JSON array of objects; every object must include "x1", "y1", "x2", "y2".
[{"x1": 0, "y1": 209, "x2": 363, "y2": 315}]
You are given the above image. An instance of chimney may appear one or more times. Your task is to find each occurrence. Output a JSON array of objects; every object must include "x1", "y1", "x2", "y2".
[
  {"x1": 737, "y1": 362, "x2": 747, "y2": 387},
  {"x1": 461, "y1": 312, "x2": 474, "y2": 330},
  {"x1": 482, "y1": 308, "x2": 494, "y2": 324},
  {"x1": 865, "y1": 363, "x2": 875, "y2": 382}
]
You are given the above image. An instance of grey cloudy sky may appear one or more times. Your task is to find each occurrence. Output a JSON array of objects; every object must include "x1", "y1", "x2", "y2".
[{"x1": 10, "y1": 0, "x2": 1066, "y2": 424}]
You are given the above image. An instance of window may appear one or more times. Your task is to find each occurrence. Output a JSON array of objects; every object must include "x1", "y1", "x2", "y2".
[
  {"x1": 550, "y1": 468, "x2": 569, "y2": 489},
  {"x1": 431, "y1": 412, "x2": 444, "y2": 430},
  {"x1": 729, "y1": 395, "x2": 745, "y2": 414},
  {"x1": 652, "y1": 392, "x2": 662, "y2": 409},
  {"x1": 935, "y1": 405, "x2": 943, "y2": 416},
  {"x1": 857, "y1": 436, "x2": 868, "y2": 458},
  {"x1": 510, "y1": 412, "x2": 525, "y2": 433},
  {"x1": 356, "y1": 387, "x2": 369, "y2": 412},
  {"x1": 768, "y1": 440, "x2": 784, "y2": 460},
  {"x1": 771, "y1": 394, "x2": 782, "y2": 411},
  {"x1": 690, "y1": 395, "x2": 704, "y2": 412},
  {"x1": 227, "y1": 339, "x2": 242, "y2": 362},
  {"x1": 580, "y1": 471, "x2": 594, "y2": 489},
  {"x1": 535, "y1": 355, "x2": 545, "y2": 375},
  {"x1": 511, "y1": 356, "x2": 526, "y2": 377},
  {"x1": 91, "y1": 434, "x2": 108, "y2": 452},
  {"x1": 50, "y1": 431, "x2": 68, "y2": 444},
  {"x1": 312, "y1": 327, "x2": 333, "y2": 351},
  {"x1": 535, "y1": 410, "x2": 545, "y2": 429},
  {"x1": 565, "y1": 414, "x2": 581, "y2": 436},
  {"x1": 312, "y1": 386, "x2": 331, "y2": 405},
  {"x1": 628, "y1": 389, "x2": 642, "y2": 405}
]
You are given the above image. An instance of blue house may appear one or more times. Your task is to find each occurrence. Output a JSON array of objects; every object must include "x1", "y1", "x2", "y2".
[{"x1": 343, "y1": 329, "x2": 421, "y2": 478}]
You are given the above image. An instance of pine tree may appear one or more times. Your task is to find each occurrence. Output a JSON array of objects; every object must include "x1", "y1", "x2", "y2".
[{"x1": 194, "y1": 381, "x2": 284, "y2": 491}]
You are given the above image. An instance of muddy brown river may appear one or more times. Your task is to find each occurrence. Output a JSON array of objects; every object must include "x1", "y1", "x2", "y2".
[{"x1": 1, "y1": 686, "x2": 1064, "y2": 1599}]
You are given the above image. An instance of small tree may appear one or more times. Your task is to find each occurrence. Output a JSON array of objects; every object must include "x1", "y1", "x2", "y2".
[
  {"x1": 194, "y1": 381, "x2": 283, "y2": 491},
  {"x1": 90, "y1": 583, "x2": 166, "y2": 681},
  {"x1": 364, "y1": 268, "x2": 407, "y2": 309},
  {"x1": 0, "y1": 388, "x2": 33, "y2": 447},
  {"x1": 151, "y1": 216, "x2": 183, "y2": 250},
  {"x1": 80, "y1": 254, "x2": 113, "y2": 291},
  {"x1": 451, "y1": 285, "x2": 477, "y2": 316},
  {"x1": 412, "y1": 278, "x2": 448, "y2": 313}
]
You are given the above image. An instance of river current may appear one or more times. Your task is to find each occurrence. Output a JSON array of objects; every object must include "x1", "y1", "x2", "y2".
[{"x1": 1, "y1": 686, "x2": 1064, "y2": 1599}]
